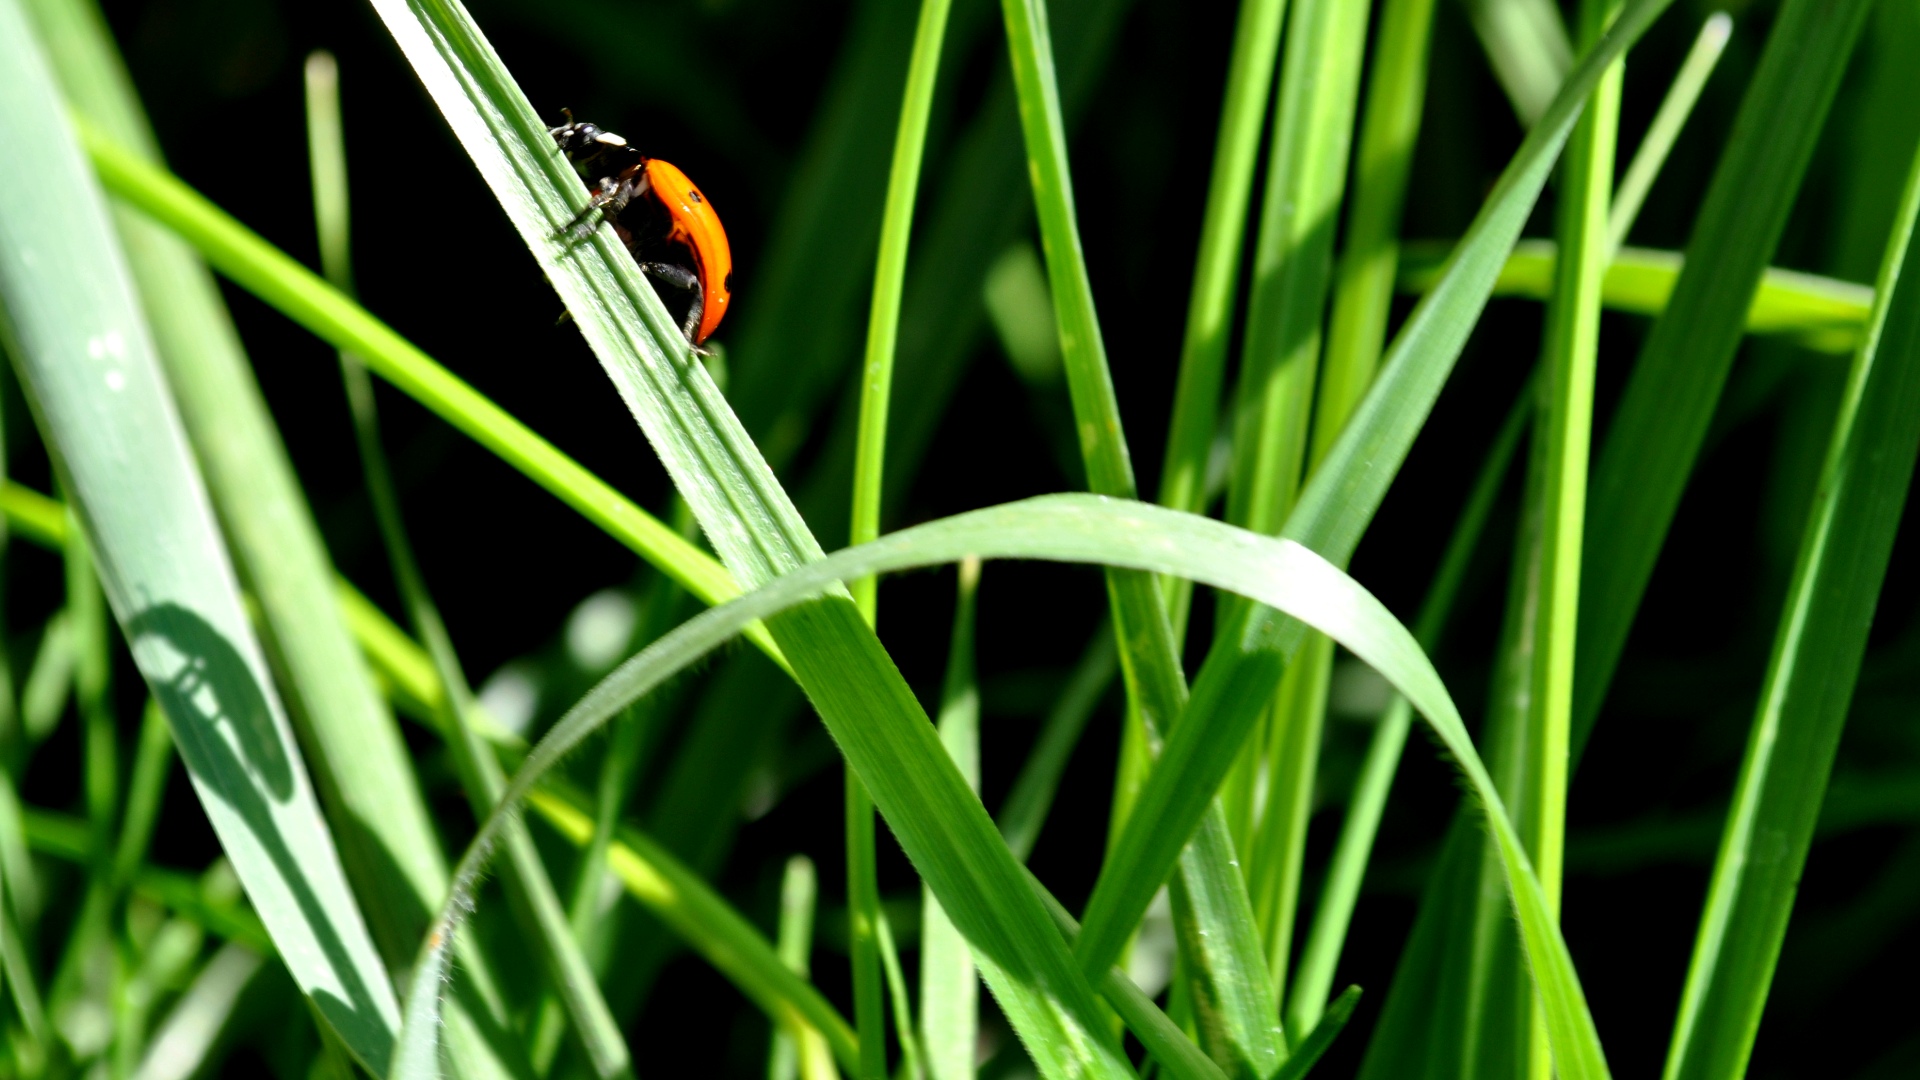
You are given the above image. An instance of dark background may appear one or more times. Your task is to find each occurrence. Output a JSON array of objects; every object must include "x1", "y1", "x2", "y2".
[{"x1": 7, "y1": 0, "x2": 1920, "y2": 1073}]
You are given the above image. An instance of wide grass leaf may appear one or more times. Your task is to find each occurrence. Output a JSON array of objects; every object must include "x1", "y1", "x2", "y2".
[{"x1": 0, "y1": 4, "x2": 399, "y2": 1069}]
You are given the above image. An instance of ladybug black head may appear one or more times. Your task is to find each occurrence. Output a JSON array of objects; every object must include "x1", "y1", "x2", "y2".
[{"x1": 550, "y1": 115, "x2": 632, "y2": 171}]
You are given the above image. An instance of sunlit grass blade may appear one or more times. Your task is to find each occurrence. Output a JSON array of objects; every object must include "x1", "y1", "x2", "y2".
[
  {"x1": 1606, "y1": 13, "x2": 1732, "y2": 253},
  {"x1": 845, "y1": 1, "x2": 954, "y2": 1066},
  {"x1": 1157, "y1": 0, "x2": 1287, "y2": 524},
  {"x1": 1074, "y1": 0, "x2": 1675, "y2": 989},
  {"x1": 1662, "y1": 133, "x2": 1920, "y2": 1080},
  {"x1": 1316, "y1": 0, "x2": 1442, "y2": 469},
  {"x1": 1224, "y1": 0, "x2": 1372, "y2": 1003},
  {"x1": 24, "y1": 0, "x2": 464, "y2": 984},
  {"x1": 1399, "y1": 242, "x2": 1874, "y2": 353},
  {"x1": 1573, "y1": 0, "x2": 1875, "y2": 754},
  {"x1": 0, "y1": 5, "x2": 399, "y2": 1066},
  {"x1": 528, "y1": 791, "x2": 860, "y2": 1074},
  {"x1": 768, "y1": 855, "x2": 840, "y2": 1080},
  {"x1": 1507, "y1": 0, "x2": 1620, "y2": 1067}
]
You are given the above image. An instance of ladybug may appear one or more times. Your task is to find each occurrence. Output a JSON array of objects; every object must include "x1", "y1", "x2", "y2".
[{"x1": 550, "y1": 114, "x2": 733, "y2": 348}]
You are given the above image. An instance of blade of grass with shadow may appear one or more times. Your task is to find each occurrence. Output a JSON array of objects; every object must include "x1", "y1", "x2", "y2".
[
  {"x1": 0, "y1": 6, "x2": 399, "y2": 1067},
  {"x1": 1663, "y1": 132, "x2": 1920, "y2": 1080},
  {"x1": 21, "y1": 0, "x2": 469, "y2": 993},
  {"x1": 998, "y1": 622, "x2": 1116, "y2": 863},
  {"x1": 1226, "y1": 0, "x2": 1374, "y2": 1000},
  {"x1": 922, "y1": 560, "x2": 981, "y2": 1080}
]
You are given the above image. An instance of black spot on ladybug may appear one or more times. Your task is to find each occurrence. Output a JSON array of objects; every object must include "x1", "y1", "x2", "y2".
[
  {"x1": 689, "y1": 189, "x2": 703, "y2": 204},
  {"x1": 724, "y1": 271, "x2": 733, "y2": 292}
]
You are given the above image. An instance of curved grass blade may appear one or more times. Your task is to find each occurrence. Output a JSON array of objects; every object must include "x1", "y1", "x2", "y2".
[
  {"x1": 1286, "y1": 378, "x2": 1530, "y2": 1036},
  {"x1": 1399, "y1": 242, "x2": 1873, "y2": 353},
  {"x1": 0, "y1": 6, "x2": 399, "y2": 1066},
  {"x1": 403, "y1": 493, "x2": 1609, "y2": 1080},
  {"x1": 1073, "y1": 0, "x2": 1676, "y2": 993},
  {"x1": 1662, "y1": 131, "x2": 1920, "y2": 1080}
]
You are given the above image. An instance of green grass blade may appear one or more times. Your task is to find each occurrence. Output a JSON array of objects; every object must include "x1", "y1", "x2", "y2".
[
  {"x1": 0, "y1": 5, "x2": 399, "y2": 1066},
  {"x1": 1573, "y1": 0, "x2": 1875, "y2": 756},
  {"x1": 1606, "y1": 13, "x2": 1732, "y2": 254},
  {"x1": 1463, "y1": 0, "x2": 1570, "y2": 126},
  {"x1": 111, "y1": 700, "x2": 174, "y2": 891},
  {"x1": 1286, "y1": 380, "x2": 1529, "y2": 1036},
  {"x1": 768, "y1": 855, "x2": 839, "y2": 1080},
  {"x1": 429, "y1": 494, "x2": 1603, "y2": 1079},
  {"x1": 70, "y1": 124, "x2": 769, "y2": 663},
  {"x1": 845, "y1": 769, "x2": 885, "y2": 1080},
  {"x1": 531, "y1": 792, "x2": 861, "y2": 1075},
  {"x1": 1315, "y1": 0, "x2": 1441, "y2": 467},
  {"x1": 998, "y1": 624, "x2": 1116, "y2": 862},
  {"x1": 922, "y1": 560, "x2": 981, "y2": 1080},
  {"x1": 1157, "y1": 0, "x2": 1288, "y2": 522},
  {"x1": 1273, "y1": 985, "x2": 1361, "y2": 1080},
  {"x1": 1074, "y1": 0, "x2": 1675, "y2": 986},
  {"x1": 1510, "y1": 0, "x2": 1620, "y2": 1067},
  {"x1": 1399, "y1": 242, "x2": 1874, "y2": 353},
  {"x1": 1225, "y1": 0, "x2": 1372, "y2": 998},
  {"x1": 1662, "y1": 133, "x2": 1920, "y2": 1080},
  {"x1": 850, "y1": 0, "x2": 953, "y2": 611}
]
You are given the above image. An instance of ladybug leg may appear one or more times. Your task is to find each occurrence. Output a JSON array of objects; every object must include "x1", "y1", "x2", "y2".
[
  {"x1": 638, "y1": 262, "x2": 704, "y2": 344},
  {"x1": 559, "y1": 177, "x2": 636, "y2": 243}
]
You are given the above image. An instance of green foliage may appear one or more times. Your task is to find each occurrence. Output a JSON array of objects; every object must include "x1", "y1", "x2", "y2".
[{"x1": 0, "y1": 0, "x2": 1914, "y2": 1075}]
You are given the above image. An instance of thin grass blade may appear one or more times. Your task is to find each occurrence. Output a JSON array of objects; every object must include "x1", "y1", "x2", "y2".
[{"x1": 1663, "y1": 131, "x2": 1920, "y2": 1080}]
